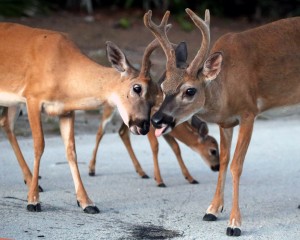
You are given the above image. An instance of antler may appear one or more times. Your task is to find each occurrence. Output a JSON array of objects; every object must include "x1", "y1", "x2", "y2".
[
  {"x1": 185, "y1": 8, "x2": 211, "y2": 76},
  {"x1": 139, "y1": 24, "x2": 172, "y2": 79},
  {"x1": 143, "y1": 10, "x2": 176, "y2": 71}
]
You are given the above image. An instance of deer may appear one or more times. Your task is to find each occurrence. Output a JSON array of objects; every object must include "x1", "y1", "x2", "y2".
[
  {"x1": 143, "y1": 9, "x2": 300, "y2": 236},
  {"x1": 88, "y1": 103, "x2": 220, "y2": 187},
  {"x1": 0, "y1": 22, "x2": 161, "y2": 214}
]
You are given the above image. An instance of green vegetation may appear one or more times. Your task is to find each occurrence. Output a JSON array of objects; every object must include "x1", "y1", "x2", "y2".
[{"x1": 0, "y1": 0, "x2": 299, "y2": 20}]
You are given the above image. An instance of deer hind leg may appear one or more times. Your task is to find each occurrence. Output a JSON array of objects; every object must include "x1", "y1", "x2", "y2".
[
  {"x1": 147, "y1": 128, "x2": 165, "y2": 187},
  {"x1": 118, "y1": 123, "x2": 149, "y2": 178},
  {"x1": 26, "y1": 101, "x2": 45, "y2": 212},
  {"x1": 0, "y1": 106, "x2": 44, "y2": 192},
  {"x1": 203, "y1": 127, "x2": 233, "y2": 222},
  {"x1": 226, "y1": 115, "x2": 254, "y2": 236},
  {"x1": 88, "y1": 106, "x2": 115, "y2": 176},
  {"x1": 60, "y1": 112, "x2": 99, "y2": 214},
  {"x1": 163, "y1": 134, "x2": 198, "y2": 184}
]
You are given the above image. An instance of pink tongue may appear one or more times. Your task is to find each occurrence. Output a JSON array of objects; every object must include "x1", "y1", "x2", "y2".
[{"x1": 155, "y1": 125, "x2": 167, "y2": 137}]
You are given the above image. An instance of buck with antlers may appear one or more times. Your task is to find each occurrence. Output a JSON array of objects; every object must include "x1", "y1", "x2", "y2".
[
  {"x1": 88, "y1": 40, "x2": 219, "y2": 186},
  {"x1": 0, "y1": 22, "x2": 160, "y2": 213},
  {"x1": 144, "y1": 9, "x2": 300, "y2": 236},
  {"x1": 88, "y1": 104, "x2": 220, "y2": 187}
]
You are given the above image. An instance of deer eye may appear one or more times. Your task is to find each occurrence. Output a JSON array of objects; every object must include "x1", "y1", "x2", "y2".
[
  {"x1": 185, "y1": 88, "x2": 197, "y2": 97},
  {"x1": 133, "y1": 84, "x2": 142, "y2": 95}
]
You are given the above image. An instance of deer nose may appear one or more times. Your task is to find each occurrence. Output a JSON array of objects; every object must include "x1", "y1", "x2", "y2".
[
  {"x1": 151, "y1": 112, "x2": 164, "y2": 128},
  {"x1": 139, "y1": 120, "x2": 150, "y2": 135},
  {"x1": 211, "y1": 164, "x2": 220, "y2": 172}
]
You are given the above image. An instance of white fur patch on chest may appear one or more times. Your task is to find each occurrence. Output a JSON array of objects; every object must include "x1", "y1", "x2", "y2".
[
  {"x1": 0, "y1": 92, "x2": 26, "y2": 107},
  {"x1": 42, "y1": 101, "x2": 65, "y2": 116}
]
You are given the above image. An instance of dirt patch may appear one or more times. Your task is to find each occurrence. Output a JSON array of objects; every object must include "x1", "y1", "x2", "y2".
[{"x1": 129, "y1": 224, "x2": 183, "y2": 239}]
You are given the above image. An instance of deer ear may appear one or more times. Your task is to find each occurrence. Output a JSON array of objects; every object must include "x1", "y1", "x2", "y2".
[
  {"x1": 106, "y1": 41, "x2": 130, "y2": 73},
  {"x1": 175, "y1": 42, "x2": 188, "y2": 69},
  {"x1": 202, "y1": 52, "x2": 222, "y2": 81},
  {"x1": 191, "y1": 115, "x2": 208, "y2": 139}
]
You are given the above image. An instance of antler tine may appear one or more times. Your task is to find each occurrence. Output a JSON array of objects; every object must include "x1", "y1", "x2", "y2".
[
  {"x1": 144, "y1": 10, "x2": 176, "y2": 70},
  {"x1": 205, "y1": 9, "x2": 210, "y2": 25},
  {"x1": 185, "y1": 8, "x2": 211, "y2": 76},
  {"x1": 139, "y1": 24, "x2": 172, "y2": 79}
]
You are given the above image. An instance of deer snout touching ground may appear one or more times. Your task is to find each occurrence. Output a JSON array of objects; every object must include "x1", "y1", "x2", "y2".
[{"x1": 88, "y1": 103, "x2": 220, "y2": 187}]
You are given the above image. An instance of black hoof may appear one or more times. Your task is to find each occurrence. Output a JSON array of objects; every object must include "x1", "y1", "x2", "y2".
[
  {"x1": 89, "y1": 171, "x2": 95, "y2": 176},
  {"x1": 298, "y1": 205, "x2": 300, "y2": 209},
  {"x1": 83, "y1": 206, "x2": 100, "y2": 214},
  {"x1": 226, "y1": 227, "x2": 241, "y2": 236},
  {"x1": 203, "y1": 213, "x2": 217, "y2": 221},
  {"x1": 190, "y1": 179, "x2": 199, "y2": 184},
  {"x1": 27, "y1": 203, "x2": 42, "y2": 212},
  {"x1": 38, "y1": 185, "x2": 44, "y2": 192},
  {"x1": 141, "y1": 174, "x2": 150, "y2": 179},
  {"x1": 158, "y1": 183, "x2": 167, "y2": 188}
]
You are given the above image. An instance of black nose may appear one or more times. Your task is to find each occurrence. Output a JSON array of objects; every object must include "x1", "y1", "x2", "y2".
[
  {"x1": 151, "y1": 112, "x2": 175, "y2": 129},
  {"x1": 151, "y1": 112, "x2": 164, "y2": 128},
  {"x1": 211, "y1": 164, "x2": 220, "y2": 172},
  {"x1": 139, "y1": 120, "x2": 150, "y2": 135}
]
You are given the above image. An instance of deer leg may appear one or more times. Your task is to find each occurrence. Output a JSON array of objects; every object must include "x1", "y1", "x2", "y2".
[
  {"x1": 147, "y1": 128, "x2": 165, "y2": 187},
  {"x1": 88, "y1": 117, "x2": 106, "y2": 176},
  {"x1": 59, "y1": 112, "x2": 99, "y2": 214},
  {"x1": 203, "y1": 127, "x2": 233, "y2": 221},
  {"x1": 89, "y1": 106, "x2": 114, "y2": 176},
  {"x1": 26, "y1": 101, "x2": 45, "y2": 212},
  {"x1": 226, "y1": 115, "x2": 255, "y2": 236},
  {"x1": 118, "y1": 123, "x2": 149, "y2": 178},
  {"x1": 0, "y1": 107, "x2": 44, "y2": 192},
  {"x1": 163, "y1": 134, "x2": 198, "y2": 184}
]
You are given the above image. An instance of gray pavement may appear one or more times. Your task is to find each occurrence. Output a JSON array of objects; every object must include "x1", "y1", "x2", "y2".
[{"x1": 0, "y1": 117, "x2": 300, "y2": 239}]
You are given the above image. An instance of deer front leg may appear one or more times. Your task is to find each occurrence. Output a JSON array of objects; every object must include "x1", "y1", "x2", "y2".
[
  {"x1": 89, "y1": 105, "x2": 114, "y2": 176},
  {"x1": 203, "y1": 127, "x2": 233, "y2": 221},
  {"x1": 226, "y1": 114, "x2": 255, "y2": 236},
  {"x1": 118, "y1": 123, "x2": 149, "y2": 178},
  {"x1": 59, "y1": 112, "x2": 100, "y2": 214},
  {"x1": 163, "y1": 134, "x2": 198, "y2": 184},
  {"x1": 88, "y1": 119, "x2": 104, "y2": 176},
  {"x1": 147, "y1": 128, "x2": 165, "y2": 187},
  {"x1": 26, "y1": 101, "x2": 45, "y2": 212}
]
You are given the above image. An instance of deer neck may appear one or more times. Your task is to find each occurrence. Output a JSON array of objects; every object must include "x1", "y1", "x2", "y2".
[{"x1": 41, "y1": 55, "x2": 121, "y2": 115}]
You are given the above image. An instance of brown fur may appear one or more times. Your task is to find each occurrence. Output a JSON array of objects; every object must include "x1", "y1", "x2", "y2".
[
  {"x1": 146, "y1": 8, "x2": 300, "y2": 235},
  {"x1": 0, "y1": 23, "x2": 158, "y2": 212}
]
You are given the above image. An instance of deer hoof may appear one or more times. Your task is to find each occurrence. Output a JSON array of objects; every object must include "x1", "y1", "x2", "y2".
[
  {"x1": 226, "y1": 227, "x2": 241, "y2": 236},
  {"x1": 38, "y1": 185, "x2": 44, "y2": 192},
  {"x1": 203, "y1": 213, "x2": 217, "y2": 221},
  {"x1": 141, "y1": 174, "x2": 150, "y2": 179},
  {"x1": 27, "y1": 203, "x2": 42, "y2": 212},
  {"x1": 190, "y1": 179, "x2": 199, "y2": 184},
  {"x1": 158, "y1": 183, "x2": 167, "y2": 188},
  {"x1": 83, "y1": 206, "x2": 100, "y2": 214},
  {"x1": 89, "y1": 171, "x2": 95, "y2": 176}
]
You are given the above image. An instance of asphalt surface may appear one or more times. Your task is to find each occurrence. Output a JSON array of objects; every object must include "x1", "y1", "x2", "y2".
[{"x1": 0, "y1": 117, "x2": 300, "y2": 240}]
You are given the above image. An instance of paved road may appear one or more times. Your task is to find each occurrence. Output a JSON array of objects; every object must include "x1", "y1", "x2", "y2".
[{"x1": 0, "y1": 117, "x2": 299, "y2": 239}]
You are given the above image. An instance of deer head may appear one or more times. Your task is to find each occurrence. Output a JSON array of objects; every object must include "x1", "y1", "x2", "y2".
[
  {"x1": 106, "y1": 40, "x2": 160, "y2": 135},
  {"x1": 144, "y1": 9, "x2": 222, "y2": 136}
]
